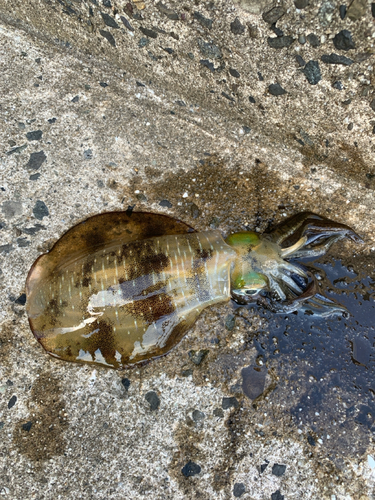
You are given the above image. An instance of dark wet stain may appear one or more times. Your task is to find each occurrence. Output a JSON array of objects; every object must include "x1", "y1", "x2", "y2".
[
  {"x1": 300, "y1": 141, "x2": 372, "y2": 188},
  {"x1": 169, "y1": 423, "x2": 207, "y2": 497},
  {"x1": 13, "y1": 372, "x2": 67, "y2": 462}
]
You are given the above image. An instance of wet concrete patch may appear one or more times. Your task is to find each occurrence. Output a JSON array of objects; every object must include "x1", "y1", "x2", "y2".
[{"x1": 13, "y1": 371, "x2": 67, "y2": 462}]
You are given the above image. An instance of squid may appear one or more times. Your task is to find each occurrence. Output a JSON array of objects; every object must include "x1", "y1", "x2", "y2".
[{"x1": 26, "y1": 211, "x2": 362, "y2": 369}]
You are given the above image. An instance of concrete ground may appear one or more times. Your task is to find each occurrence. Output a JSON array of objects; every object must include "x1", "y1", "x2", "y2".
[{"x1": 0, "y1": 0, "x2": 375, "y2": 498}]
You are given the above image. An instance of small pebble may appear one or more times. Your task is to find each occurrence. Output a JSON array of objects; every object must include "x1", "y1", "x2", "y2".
[
  {"x1": 22, "y1": 421, "x2": 33, "y2": 432},
  {"x1": 321, "y1": 53, "x2": 353, "y2": 65},
  {"x1": 272, "y1": 464, "x2": 286, "y2": 477},
  {"x1": 100, "y1": 29, "x2": 116, "y2": 47},
  {"x1": 8, "y1": 395, "x2": 17, "y2": 409},
  {"x1": 307, "y1": 33, "x2": 320, "y2": 47},
  {"x1": 181, "y1": 461, "x2": 201, "y2": 477},
  {"x1": 295, "y1": 54, "x2": 306, "y2": 67},
  {"x1": 333, "y1": 30, "x2": 355, "y2": 51},
  {"x1": 294, "y1": 0, "x2": 309, "y2": 8},
  {"x1": 101, "y1": 12, "x2": 119, "y2": 28},
  {"x1": 26, "y1": 130, "x2": 43, "y2": 141},
  {"x1": 271, "y1": 491, "x2": 284, "y2": 500},
  {"x1": 188, "y1": 349, "x2": 209, "y2": 365},
  {"x1": 33, "y1": 200, "x2": 49, "y2": 220},
  {"x1": 192, "y1": 410, "x2": 205, "y2": 422},
  {"x1": 222, "y1": 397, "x2": 239, "y2": 410},
  {"x1": 159, "y1": 199, "x2": 172, "y2": 208},
  {"x1": 332, "y1": 81, "x2": 343, "y2": 90},
  {"x1": 230, "y1": 17, "x2": 245, "y2": 35},
  {"x1": 339, "y1": 4, "x2": 347, "y2": 19},
  {"x1": 145, "y1": 391, "x2": 160, "y2": 410},
  {"x1": 233, "y1": 483, "x2": 246, "y2": 497},
  {"x1": 269, "y1": 83, "x2": 286, "y2": 96},
  {"x1": 262, "y1": 6, "x2": 285, "y2": 24},
  {"x1": 121, "y1": 378, "x2": 131, "y2": 391},
  {"x1": 302, "y1": 60, "x2": 321, "y2": 85}
]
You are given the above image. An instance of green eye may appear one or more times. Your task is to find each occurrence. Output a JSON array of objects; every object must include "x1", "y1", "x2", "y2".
[
  {"x1": 225, "y1": 231, "x2": 260, "y2": 249},
  {"x1": 232, "y1": 270, "x2": 268, "y2": 292}
]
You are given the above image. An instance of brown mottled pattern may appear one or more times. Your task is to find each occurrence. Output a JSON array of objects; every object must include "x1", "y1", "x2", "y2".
[{"x1": 26, "y1": 213, "x2": 237, "y2": 369}]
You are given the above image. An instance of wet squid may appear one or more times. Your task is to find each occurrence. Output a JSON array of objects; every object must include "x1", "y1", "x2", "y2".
[{"x1": 26, "y1": 211, "x2": 362, "y2": 369}]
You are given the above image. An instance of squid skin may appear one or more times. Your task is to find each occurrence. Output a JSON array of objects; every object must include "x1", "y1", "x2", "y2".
[{"x1": 26, "y1": 211, "x2": 362, "y2": 369}]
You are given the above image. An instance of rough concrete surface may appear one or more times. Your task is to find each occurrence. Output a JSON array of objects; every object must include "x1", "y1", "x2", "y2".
[{"x1": 0, "y1": 0, "x2": 375, "y2": 498}]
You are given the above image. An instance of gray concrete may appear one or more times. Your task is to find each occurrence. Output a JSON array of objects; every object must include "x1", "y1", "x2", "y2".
[{"x1": 0, "y1": 0, "x2": 375, "y2": 498}]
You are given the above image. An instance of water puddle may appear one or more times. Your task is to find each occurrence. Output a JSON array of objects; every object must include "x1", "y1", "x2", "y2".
[{"x1": 241, "y1": 253, "x2": 375, "y2": 461}]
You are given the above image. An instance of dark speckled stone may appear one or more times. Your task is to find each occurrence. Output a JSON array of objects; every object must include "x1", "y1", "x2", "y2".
[
  {"x1": 233, "y1": 483, "x2": 246, "y2": 497},
  {"x1": 339, "y1": 4, "x2": 347, "y2": 19},
  {"x1": 294, "y1": 0, "x2": 309, "y2": 7},
  {"x1": 262, "y1": 6, "x2": 285, "y2": 24},
  {"x1": 26, "y1": 151, "x2": 46, "y2": 170},
  {"x1": 302, "y1": 60, "x2": 321, "y2": 85},
  {"x1": 269, "y1": 83, "x2": 286, "y2": 96},
  {"x1": 306, "y1": 33, "x2": 320, "y2": 47},
  {"x1": 222, "y1": 397, "x2": 239, "y2": 409},
  {"x1": 267, "y1": 36, "x2": 294, "y2": 49},
  {"x1": 197, "y1": 39, "x2": 222, "y2": 59},
  {"x1": 121, "y1": 378, "x2": 130, "y2": 391},
  {"x1": 333, "y1": 80, "x2": 343, "y2": 90},
  {"x1": 100, "y1": 12, "x2": 119, "y2": 28},
  {"x1": 333, "y1": 30, "x2": 355, "y2": 51},
  {"x1": 181, "y1": 461, "x2": 201, "y2": 477},
  {"x1": 194, "y1": 11, "x2": 213, "y2": 29},
  {"x1": 22, "y1": 421, "x2": 33, "y2": 432},
  {"x1": 229, "y1": 68, "x2": 240, "y2": 78},
  {"x1": 145, "y1": 391, "x2": 160, "y2": 410},
  {"x1": 100, "y1": 29, "x2": 116, "y2": 47},
  {"x1": 156, "y1": 2, "x2": 179, "y2": 20},
  {"x1": 26, "y1": 130, "x2": 42, "y2": 141},
  {"x1": 271, "y1": 491, "x2": 284, "y2": 500},
  {"x1": 230, "y1": 17, "x2": 245, "y2": 35},
  {"x1": 15, "y1": 293, "x2": 27, "y2": 305},
  {"x1": 159, "y1": 199, "x2": 172, "y2": 208},
  {"x1": 8, "y1": 395, "x2": 17, "y2": 409},
  {"x1": 120, "y1": 15, "x2": 134, "y2": 31},
  {"x1": 33, "y1": 200, "x2": 49, "y2": 220},
  {"x1": 200, "y1": 60, "x2": 215, "y2": 72},
  {"x1": 295, "y1": 54, "x2": 306, "y2": 67},
  {"x1": 307, "y1": 434, "x2": 316, "y2": 446},
  {"x1": 272, "y1": 464, "x2": 286, "y2": 477},
  {"x1": 321, "y1": 53, "x2": 353, "y2": 65},
  {"x1": 139, "y1": 27, "x2": 158, "y2": 39}
]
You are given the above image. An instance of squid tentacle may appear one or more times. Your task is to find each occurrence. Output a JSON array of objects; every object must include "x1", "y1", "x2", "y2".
[
  {"x1": 268, "y1": 212, "x2": 363, "y2": 261},
  {"x1": 258, "y1": 271, "x2": 348, "y2": 316}
]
